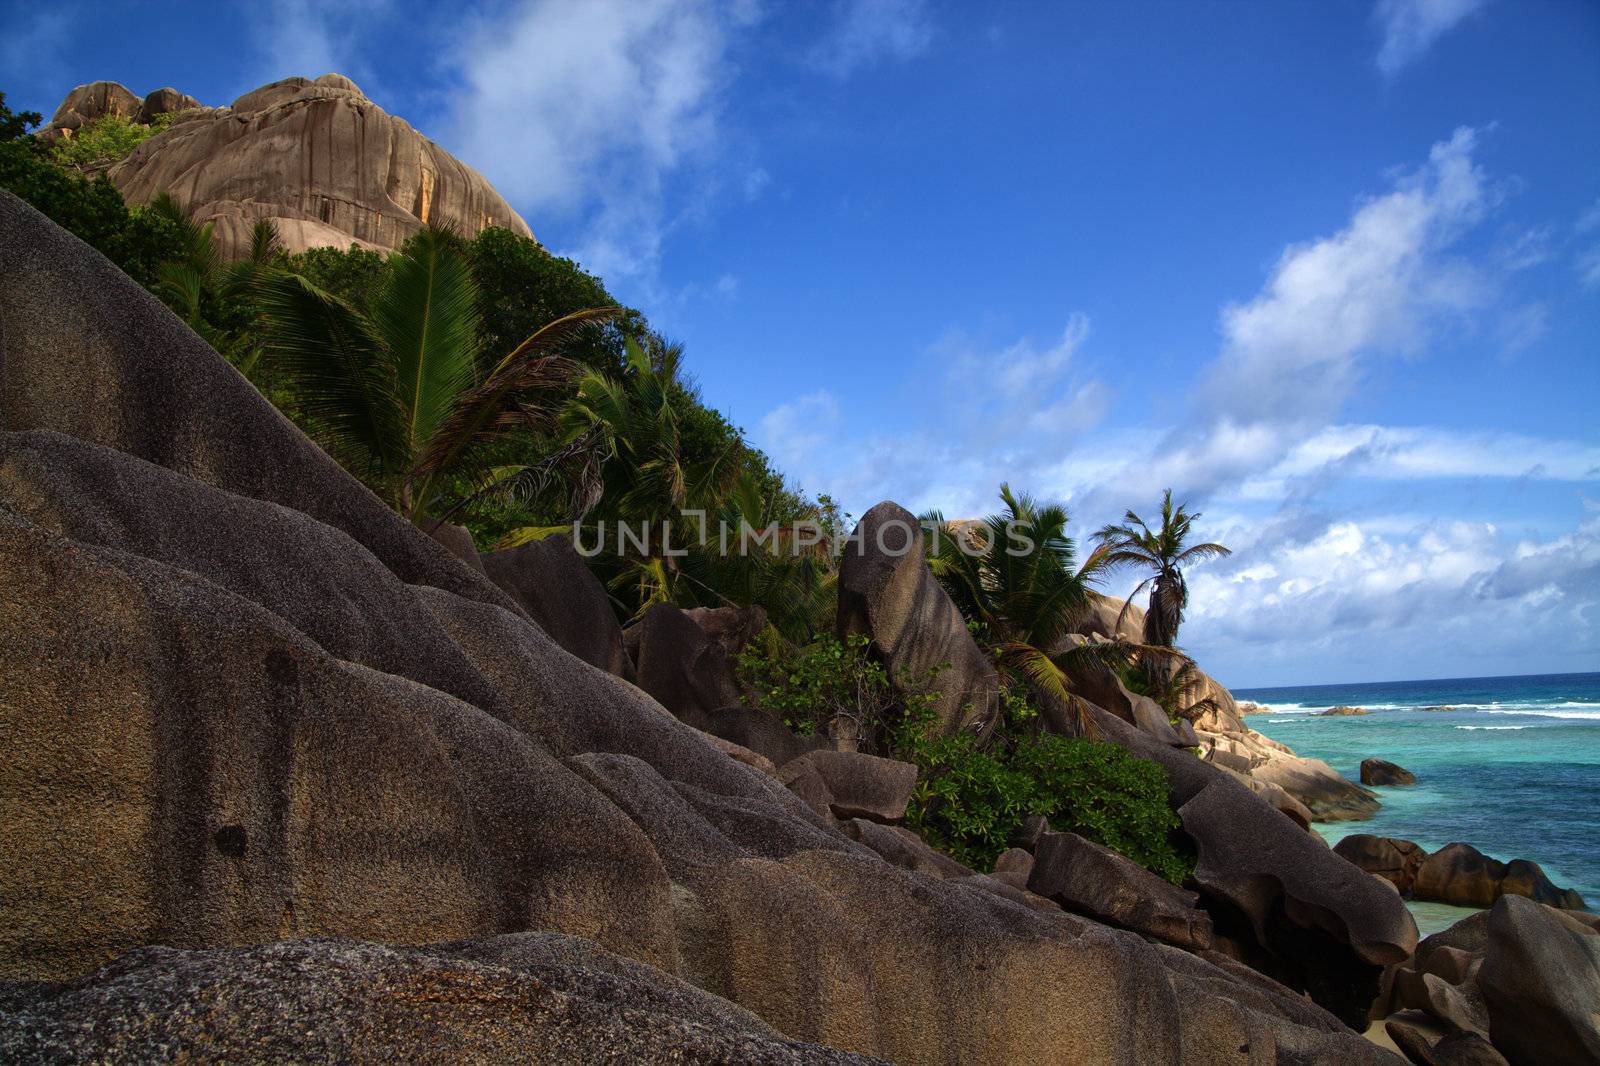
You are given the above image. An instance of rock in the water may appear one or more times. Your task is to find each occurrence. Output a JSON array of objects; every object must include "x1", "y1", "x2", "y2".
[
  {"x1": 1028, "y1": 832, "x2": 1213, "y2": 951},
  {"x1": 1361, "y1": 758, "x2": 1417, "y2": 786},
  {"x1": 1319, "y1": 705, "x2": 1370, "y2": 716},
  {"x1": 1478, "y1": 896, "x2": 1600, "y2": 1066},
  {"x1": 1336, "y1": 835, "x2": 1430, "y2": 895},
  {"x1": 625, "y1": 602, "x2": 766, "y2": 721},
  {"x1": 837, "y1": 501, "x2": 998, "y2": 735},
  {"x1": 483, "y1": 533, "x2": 629, "y2": 678},
  {"x1": 778, "y1": 750, "x2": 917, "y2": 824},
  {"x1": 49, "y1": 75, "x2": 534, "y2": 257},
  {"x1": 0, "y1": 937, "x2": 880, "y2": 1064},
  {"x1": 1414, "y1": 842, "x2": 1587, "y2": 910}
]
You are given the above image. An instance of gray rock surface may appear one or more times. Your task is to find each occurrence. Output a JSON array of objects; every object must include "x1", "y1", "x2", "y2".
[
  {"x1": 626, "y1": 602, "x2": 765, "y2": 720},
  {"x1": 1362, "y1": 758, "x2": 1417, "y2": 786},
  {"x1": 483, "y1": 533, "x2": 630, "y2": 677},
  {"x1": 1336, "y1": 834, "x2": 1430, "y2": 895},
  {"x1": 1028, "y1": 832, "x2": 1213, "y2": 951},
  {"x1": 837, "y1": 502, "x2": 999, "y2": 735},
  {"x1": 0, "y1": 937, "x2": 880, "y2": 1064},
  {"x1": 1413, "y1": 842, "x2": 1587, "y2": 910}
]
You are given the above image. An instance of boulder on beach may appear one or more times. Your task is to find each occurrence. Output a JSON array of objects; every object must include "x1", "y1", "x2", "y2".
[
  {"x1": 837, "y1": 501, "x2": 999, "y2": 735},
  {"x1": 1375, "y1": 896, "x2": 1600, "y2": 1066},
  {"x1": 1361, "y1": 758, "x2": 1418, "y2": 786},
  {"x1": 1413, "y1": 843, "x2": 1587, "y2": 910}
]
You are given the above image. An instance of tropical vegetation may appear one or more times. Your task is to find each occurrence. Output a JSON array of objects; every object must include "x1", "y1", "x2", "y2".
[
  {"x1": 2, "y1": 81, "x2": 1226, "y2": 888},
  {"x1": 1092, "y1": 489, "x2": 1232, "y2": 650}
]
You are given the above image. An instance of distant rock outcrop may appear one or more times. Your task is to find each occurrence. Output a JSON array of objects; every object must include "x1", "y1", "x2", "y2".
[
  {"x1": 1361, "y1": 757, "x2": 1417, "y2": 786},
  {"x1": 41, "y1": 74, "x2": 532, "y2": 258}
]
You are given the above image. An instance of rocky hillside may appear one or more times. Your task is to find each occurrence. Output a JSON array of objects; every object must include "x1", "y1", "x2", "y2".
[
  {"x1": 39, "y1": 74, "x2": 532, "y2": 258},
  {"x1": 0, "y1": 189, "x2": 1414, "y2": 1062}
]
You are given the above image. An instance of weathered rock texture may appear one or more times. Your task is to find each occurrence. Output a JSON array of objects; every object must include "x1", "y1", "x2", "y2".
[
  {"x1": 0, "y1": 936, "x2": 880, "y2": 1064},
  {"x1": 1413, "y1": 842, "x2": 1587, "y2": 911},
  {"x1": 1335, "y1": 835, "x2": 1430, "y2": 895},
  {"x1": 626, "y1": 602, "x2": 767, "y2": 721},
  {"x1": 1361, "y1": 758, "x2": 1417, "y2": 786},
  {"x1": 1028, "y1": 832, "x2": 1213, "y2": 952},
  {"x1": 0, "y1": 192, "x2": 1403, "y2": 1063},
  {"x1": 1375, "y1": 896, "x2": 1600, "y2": 1066},
  {"x1": 46, "y1": 74, "x2": 532, "y2": 258},
  {"x1": 482, "y1": 533, "x2": 630, "y2": 678},
  {"x1": 837, "y1": 502, "x2": 999, "y2": 735}
]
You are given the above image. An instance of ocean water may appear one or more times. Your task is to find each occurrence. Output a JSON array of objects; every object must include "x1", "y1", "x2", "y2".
[{"x1": 1233, "y1": 672, "x2": 1600, "y2": 935}]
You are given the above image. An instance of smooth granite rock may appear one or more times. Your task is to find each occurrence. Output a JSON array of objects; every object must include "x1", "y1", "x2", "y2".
[
  {"x1": 483, "y1": 533, "x2": 630, "y2": 678},
  {"x1": 837, "y1": 502, "x2": 999, "y2": 735},
  {"x1": 1361, "y1": 758, "x2": 1417, "y2": 786},
  {"x1": 45, "y1": 75, "x2": 534, "y2": 257},
  {"x1": 1028, "y1": 832, "x2": 1213, "y2": 951}
]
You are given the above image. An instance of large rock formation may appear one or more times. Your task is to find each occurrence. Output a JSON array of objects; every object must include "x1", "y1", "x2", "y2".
[
  {"x1": 1374, "y1": 896, "x2": 1600, "y2": 1066},
  {"x1": 837, "y1": 502, "x2": 999, "y2": 735},
  {"x1": 43, "y1": 74, "x2": 532, "y2": 258},
  {"x1": 1, "y1": 192, "x2": 1406, "y2": 1063},
  {"x1": 1412, "y1": 842, "x2": 1587, "y2": 911}
]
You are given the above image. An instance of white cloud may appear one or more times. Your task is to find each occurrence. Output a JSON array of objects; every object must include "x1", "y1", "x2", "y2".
[
  {"x1": 446, "y1": 0, "x2": 742, "y2": 288},
  {"x1": 1184, "y1": 512, "x2": 1600, "y2": 685},
  {"x1": 1576, "y1": 245, "x2": 1600, "y2": 290},
  {"x1": 1372, "y1": 0, "x2": 1488, "y2": 77},
  {"x1": 245, "y1": 0, "x2": 390, "y2": 94},
  {"x1": 809, "y1": 0, "x2": 934, "y2": 79},
  {"x1": 743, "y1": 166, "x2": 771, "y2": 201}
]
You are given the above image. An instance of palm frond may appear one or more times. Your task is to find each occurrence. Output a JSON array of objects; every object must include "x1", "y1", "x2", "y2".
[{"x1": 256, "y1": 270, "x2": 404, "y2": 472}]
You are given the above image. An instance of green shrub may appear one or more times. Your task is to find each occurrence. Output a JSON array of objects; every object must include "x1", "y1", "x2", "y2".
[
  {"x1": 742, "y1": 633, "x2": 1192, "y2": 883},
  {"x1": 51, "y1": 112, "x2": 173, "y2": 169},
  {"x1": 736, "y1": 633, "x2": 942, "y2": 749},
  {"x1": 904, "y1": 727, "x2": 1194, "y2": 882}
]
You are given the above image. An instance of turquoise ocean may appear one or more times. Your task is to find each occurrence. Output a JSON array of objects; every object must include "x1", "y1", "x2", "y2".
[{"x1": 1234, "y1": 672, "x2": 1600, "y2": 935}]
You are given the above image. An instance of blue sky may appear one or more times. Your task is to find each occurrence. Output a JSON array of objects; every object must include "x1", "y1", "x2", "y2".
[{"x1": 5, "y1": 0, "x2": 1598, "y2": 686}]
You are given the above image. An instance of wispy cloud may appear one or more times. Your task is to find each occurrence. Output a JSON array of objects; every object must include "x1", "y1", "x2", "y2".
[
  {"x1": 243, "y1": 0, "x2": 391, "y2": 97},
  {"x1": 445, "y1": 0, "x2": 745, "y2": 291},
  {"x1": 808, "y1": 0, "x2": 934, "y2": 79},
  {"x1": 1372, "y1": 0, "x2": 1488, "y2": 77}
]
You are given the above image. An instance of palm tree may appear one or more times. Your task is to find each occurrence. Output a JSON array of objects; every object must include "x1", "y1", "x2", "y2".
[
  {"x1": 1091, "y1": 489, "x2": 1231, "y2": 649},
  {"x1": 146, "y1": 193, "x2": 281, "y2": 367},
  {"x1": 257, "y1": 225, "x2": 620, "y2": 524},
  {"x1": 925, "y1": 484, "x2": 1128, "y2": 737},
  {"x1": 496, "y1": 334, "x2": 743, "y2": 616}
]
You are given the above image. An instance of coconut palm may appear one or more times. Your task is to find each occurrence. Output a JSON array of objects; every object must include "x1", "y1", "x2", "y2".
[
  {"x1": 146, "y1": 193, "x2": 281, "y2": 366},
  {"x1": 1091, "y1": 489, "x2": 1231, "y2": 649},
  {"x1": 925, "y1": 484, "x2": 1129, "y2": 737},
  {"x1": 496, "y1": 334, "x2": 744, "y2": 616},
  {"x1": 256, "y1": 225, "x2": 619, "y2": 523}
]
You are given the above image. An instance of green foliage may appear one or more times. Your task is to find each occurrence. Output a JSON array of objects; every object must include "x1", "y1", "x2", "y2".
[
  {"x1": 257, "y1": 226, "x2": 617, "y2": 521},
  {"x1": 736, "y1": 633, "x2": 942, "y2": 746},
  {"x1": 469, "y1": 226, "x2": 641, "y2": 375},
  {"x1": 924, "y1": 483, "x2": 1129, "y2": 736},
  {"x1": 281, "y1": 244, "x2": 390, "y2": 312},
  {"x1": 51, "y1": 112, "x2": 173, "y2": 169},
  {"x1": 0, "y1": 93, "x2": 184, "y2": 288},
  {"x1": 903, "y1": 722, "x2": 1193, "y2": 882},
  {"x1": 741, "y1": 634, "x2": 1192, "y2": 882},
  {"x1": 1092, "y1": 489, "x2": 1232, "y2": 648}
]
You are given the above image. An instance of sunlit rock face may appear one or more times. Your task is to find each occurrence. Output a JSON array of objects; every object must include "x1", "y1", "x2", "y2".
[{"x1": 46, "y1": 73, "x2": 532, "y2": 258}]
